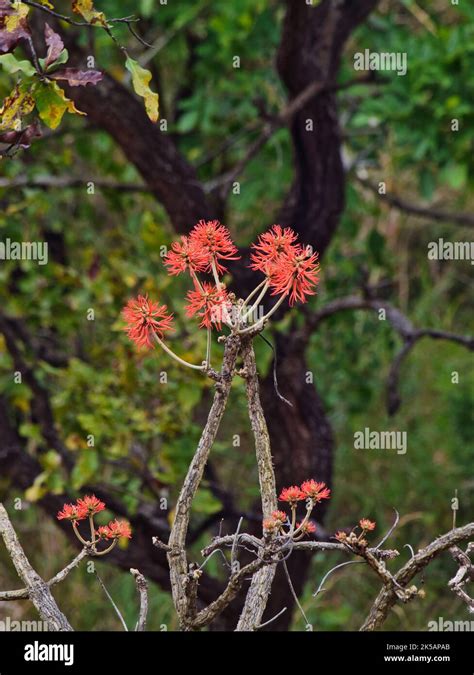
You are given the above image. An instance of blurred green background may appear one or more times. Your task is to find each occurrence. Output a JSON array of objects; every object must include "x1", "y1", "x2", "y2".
[{"x1": 0, "y1": 0, "x2": 473, "y2": 630}]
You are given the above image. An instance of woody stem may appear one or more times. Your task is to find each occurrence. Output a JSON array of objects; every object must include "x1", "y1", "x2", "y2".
[
  {"x1": 292, "y1": 504, "x2": 313, "y2": 537},
  {"x1": 94, "y1": 539, "x2": 118, "y2": 556},
  {"x1": 89, "y1": 515, "x2": 96, "y2": 545},
  {"x1": 190, "y1": 270, "x2": 205, "y2": 294},
  {"x1": 205, "y1": 327, "x2": 211, "y2": 368},
  {"x1": 238, "y1": 292, "x2": 287, "y2": 335},
  {"x1": 72, "y1": 522, "x2": 89, "y2": 546},
  {"x1": 240, "y1": 279, "x2": 267, "y2": 311},
  {"x1": 211, "y1": 259, "x2": 221, "y2": 289},
  {"x1": 240, "y1": 281, "x2": 270, "y2": 325},
  {"x1": 153, "y1": 332, "x2": 206, "y2": 371},
  {"x1": 290, "y1": 505, "x2": 297, "y2": 533}
]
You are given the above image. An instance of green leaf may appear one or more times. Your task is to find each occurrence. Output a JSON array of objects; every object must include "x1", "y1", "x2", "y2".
[
  {"x1": 140, "y1": 0, "x2": 155, "y2": 18},
  {"x1": 0, "y1": 53, "x2": 36, "y2": 76},
  {"x1": 40, "y1": 48, "x2": 69, "y2": 71},
  {"x1": 33, "y1": 80, "x2": 85, "y2": 129},
  {"x1": 125, "y1": 56, "x2": 159, "y2": 123},
  {"x1": 176, "y1": 109, "x2": 199, "y2": 134},
  {"x1": 441, "y1": 163, "x2": 467, "y2": 190}
]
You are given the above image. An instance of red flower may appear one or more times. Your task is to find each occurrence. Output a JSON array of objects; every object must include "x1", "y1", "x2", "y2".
[
  {"x1": 76, "y1": 494, "x2": 106, "y2": 516},
  {"x1": 279, "y1": 485, "x2": 306, "y2": 505},
  {"x1": 269, "y1": 246, "x2": 320, "y2": 306},
  {"x1": 296, "y1": 520, "x2": 317, "y2": 536},
  {"x1": 102, "y1": 519, "x2": 132, "y2": 540},
  {"x1": 271, "y1": 510, "x2": 288, "y2": 524},
  {"x1": 57, "y1": 503, "x2": 87, "y2": 522},
  {"x1": 250, "y1": 225, "x2": 298, "y2": 274},
  {"x1": 123, "y1": 295, "x2": 174, "y2": 348},
  {"x1": 300, "y1": 479, "x2": 331, "y2": 503},
  {"x1": 164, "y1": 235, "x2": 208, "y2": 276},
  {"x1": 189, "y1": 220, "x2": 240, "y2": 274},
  {"x1": 97, "y1": 526, "x2": 110, "y2": 539},
  {"x1": 263, "y1": 518, "x2": 278, "y2": 533},
  {"x1": 335, "y1": 530, "x2": 348, "y2": 542},
  {"x1": 185, "y1": 282, "x2": 231, "y2": 329},
  {"x1": 359, "y1": 518, "x2": 376, "y2": 531}
]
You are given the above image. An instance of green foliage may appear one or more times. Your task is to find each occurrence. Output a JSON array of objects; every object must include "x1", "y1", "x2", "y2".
[{"x1": 0, "y1": 0, "x2": 472, "y2": 631}]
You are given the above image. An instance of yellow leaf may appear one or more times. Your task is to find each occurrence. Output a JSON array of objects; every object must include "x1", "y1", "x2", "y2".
[
  {"x1": 4, "y1": 1, "x2": 29, "y2": 32},
  {"x1": 72, "y1": 0, "x2": 108, "y2": 27},
  {"x1": 0, "y1": 84, "x2": 35, "y2": 132},
  {"x1": 25, "y1": 472, "x2": 48, "y2": 502},
  {"x1": 34, "y1": 81, "x2": 85, "y2": 129},
  {"x1": 125, "y1": 56, "x2": 159, "y2": 123}
]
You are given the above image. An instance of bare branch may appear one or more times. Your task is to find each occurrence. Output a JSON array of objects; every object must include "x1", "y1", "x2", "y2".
[
  {"x1": 0, "y1": 504, "x2": 72, "y2": 631},
  {"x1": 130, "y1": 569, "x2": 149, "y2": 631},
  {"x1": 0, "y1": 176, "x2": 149, "y2": 193},
  {"x1": 361, "y1": 522, "x2": 474, "y2": 631},
  {"x1": 236, "y1": 340, "x2": 278, "y2": 631},
  {"x1": 448, "y1": 546, "x2": 474, "y2": 612},
  {"x1": 212, "y1": 75, "x2": 376, "y2": 200},
  {"x1": 192, "y1": 558, "x2": 266, "y2": 630},
  {"x1": 166, "y1": 334, "x2": 241, "y2": 628},
  {"x1": 22, "y1": 0, "x2": 141, "y2": 28},
  {"x1": 0, "y1": 548, "x2": 87, "y2": 601},
  {"x1": 255, "y1": 606, "x2": 287, "y2": 630},
  {"x1": 306, "y1": 295, "x2": 473, "y2": 414},
  {"x1": 356, "y1": 175, "x2": 474, "y2": 227}
]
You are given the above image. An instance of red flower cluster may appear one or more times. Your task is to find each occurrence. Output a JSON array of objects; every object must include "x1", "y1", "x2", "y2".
[
  {"x1": 250, "y1": 225, "x2": 297, "y2": 272},
  {"x1": 164, "y1": 235, "x2": 208, "y2": 276},
  {"x1": 279, "y1": 479, "x2": 331, "y2": 505},
  {"x1": 295, "y1": 520, "x2": 317, "y2": 535},
  {"x1": 263, "y1": 479, "x2": 330, "y2": 538},
  {"x1": 57, "y1": 494, "x2": 105, "y2": 521},
  {"x1": 164, "y1": 220, "x2": 239, "y2": 276},
  {"x1": 123, "y1": 220, "x2": 320, "y2": 349},
  {"x1": 57, "y1": 503, "x2": 87, "y2": 522},
  {"x1": 185, "y1": 282, "x2": 231, "y2": 329},
  {"x1": 359, "y1": 518, "x2": 376, "y2": 532},
  {"x1": 278, "y1": 485, "x2": 306, "y2": 505},
  {"x1": 300, "y1": 479, "x2": 331, "y2": 503},
  {"x1": 251, "y1": 225, "x2": 320, "y2": 306},
  {"x1": 269, "y1": 246, "x2": 320, "y2": 306},
  {"x1": 189, "y1": 219, "x2": 240, "y2": 274},
  {"x1": 57, "y1": 495, "x2": 132, "y2": 551},
  {"x1": 123, "y1": 294, "x2": 174, "y2": 348},
  {"x1": 335, "y1": 519, "x2": 377, "y2": 546},
  {"x1": 97, "y1": 520, "x2": 132, "y2": 540}
]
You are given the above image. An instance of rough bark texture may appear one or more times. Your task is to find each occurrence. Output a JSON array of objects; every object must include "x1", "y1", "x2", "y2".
[
  {"x1": 361, "y1": 523, "x2": 474, "y2": 631},
  {"x1": 236, "y1": 341, "x2": 278, "y2": 631},
  {"x1": 167, "y1": 335, "x2": 241, "y2": 627}
]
